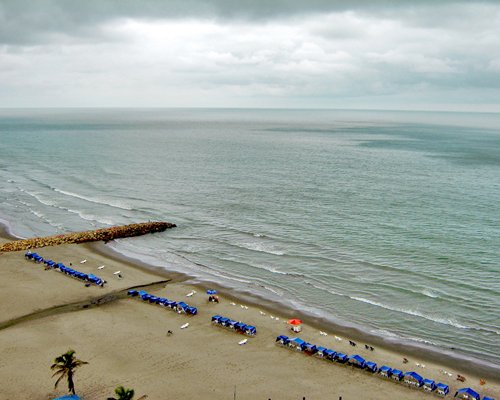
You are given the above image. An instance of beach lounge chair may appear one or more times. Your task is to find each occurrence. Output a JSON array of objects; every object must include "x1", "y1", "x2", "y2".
[
  {"x1": 454, "y1": 387, "x2": 481, "y2": 400},
  {"x1": 423, "y1": 379, "x2": 436, "y2": 392},
  {"x1": 436, "y1": 383, "x2": 449, "y2": 396},
  {"x1": 347, "y1": 354, "x2": 366, "y2": 368},
  {"x1": 391, "y1": 369, "x2": 404, "y2": 381},
  {"x1": 379, "y1": 365, "x2": 392, "y2": 378},
  {"x1": 335, "y1": 352, "x2": 348, "y2": 363},
  {"x1": 365, "y1": 361, "x2": 378, "y2": 373},
  {"x1": 404, "y1": 371, "x2": 424, "y2": 387}
]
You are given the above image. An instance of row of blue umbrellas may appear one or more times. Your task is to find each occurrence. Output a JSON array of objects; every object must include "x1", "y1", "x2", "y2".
[
  {"x1": 275, "y1": 335, "x2": 495, "y2": 399},
  {"x1": 127, "y1": 290, "x2": 198, "y2": 315},
  {"x1": 212, "y1": 315, "x2": 257, "y2": 336},
  {"x1": 25, "y1": 252, "x2": 104, "y2": 286}
]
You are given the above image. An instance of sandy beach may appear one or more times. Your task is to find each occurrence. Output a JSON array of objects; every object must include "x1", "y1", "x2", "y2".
[{"x1": 1, "y1": 233, "x2": 499, "y2": 400}]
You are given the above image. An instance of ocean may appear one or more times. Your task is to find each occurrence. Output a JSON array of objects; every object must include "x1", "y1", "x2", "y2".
[{"x1": 0, "y1": 108, "x2": 499, "y2": 367}]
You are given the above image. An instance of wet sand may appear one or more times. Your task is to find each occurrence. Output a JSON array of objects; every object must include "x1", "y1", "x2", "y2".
[{"x1": 0, "y1": 233, "x2": 499, "y2": 399}]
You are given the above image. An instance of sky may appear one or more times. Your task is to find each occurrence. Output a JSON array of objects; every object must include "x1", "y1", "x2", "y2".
[{"x1": 0, "y1": 0, "x2": 499, "y2": 111}]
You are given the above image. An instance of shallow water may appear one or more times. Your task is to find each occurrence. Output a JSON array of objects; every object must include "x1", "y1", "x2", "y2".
[{"x1": 0, "y1": 108, "x2": 499, "y2": 365}]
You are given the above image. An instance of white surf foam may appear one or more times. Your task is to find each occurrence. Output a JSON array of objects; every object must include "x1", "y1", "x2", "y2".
[
  {"x1": 235, "y1": 241, "x2": 285, "y2": 256},
  {"x1": 351, "y1": 296, "x2": 471, "y2": 330},
  {"x1": 53, "y1": 188, "x2": 133, "y2": 211}
]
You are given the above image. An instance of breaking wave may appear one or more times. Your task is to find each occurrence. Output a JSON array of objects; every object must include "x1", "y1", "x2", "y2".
[
  {"x1": 233, "y1": 241, "x2": 285, "y2": 256},
  {"x1": 53, "y1": 188, "x2": 133, "y2": 211},
  {"x1": 351, "y1": 296, "x2": 473, "y2": 330}
]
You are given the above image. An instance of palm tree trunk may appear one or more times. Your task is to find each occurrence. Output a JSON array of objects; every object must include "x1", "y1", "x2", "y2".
[{"x1": 68, "y1": 370, "x2": 75, "y2": 394}]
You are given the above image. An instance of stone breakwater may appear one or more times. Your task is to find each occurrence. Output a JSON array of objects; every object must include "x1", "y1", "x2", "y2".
[{"x1": 0, "y1": 222, "x2": 176, "y2": 252}]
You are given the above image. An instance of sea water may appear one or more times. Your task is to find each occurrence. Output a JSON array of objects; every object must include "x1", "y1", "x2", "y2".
[{"x1": 0, "y1": 108, "x2": 499, "y2": 366}]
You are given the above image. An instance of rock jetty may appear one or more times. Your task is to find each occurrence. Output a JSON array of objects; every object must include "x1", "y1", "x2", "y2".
[{"x1": 0, "y1": 221, "x2": 176, "y2": 252}]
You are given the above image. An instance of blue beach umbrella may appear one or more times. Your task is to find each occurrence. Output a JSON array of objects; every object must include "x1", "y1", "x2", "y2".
[
  {"x1": 53, "y1": 395, "x2": 81, "y2": 400},
  {"x1": 207, "y1": 289, "x2": 217, "y2": 295},
  {"x1": 436, "y1": 382, "x2": 449, "y2": 395},
  {"x1": 348, "y1": 354, "x2": 366, "y2": 368},
  {"x1": 365, "y1": 361, "x2": 378, "y2": 372},
  {"x1": 454, "y1": 387, "x2": 481, "y2": 400},
  {"x1": 404, "y1": 371, "x2": 424, "y2": 386},
  {"x1": 423, "y1": 378, "x2": 436, "y2": 391}
]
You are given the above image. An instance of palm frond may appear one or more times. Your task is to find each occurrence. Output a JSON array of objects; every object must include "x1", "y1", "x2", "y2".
[
  {"x1": 54, "y1": 372, "x2": 66, "y2": 388},
  {"x1": 51, "y1": 369, "x2": 65, "y2": 378}
]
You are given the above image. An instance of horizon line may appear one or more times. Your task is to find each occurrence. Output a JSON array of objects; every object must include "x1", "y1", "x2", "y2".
[{"x1": 1, "y1": 106, "x2": 499, "y2": 115}]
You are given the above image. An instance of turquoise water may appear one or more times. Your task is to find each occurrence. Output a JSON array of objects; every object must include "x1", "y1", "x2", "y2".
[{"x1": 0, "y1": 108, "x2": 499, "y2": 365}]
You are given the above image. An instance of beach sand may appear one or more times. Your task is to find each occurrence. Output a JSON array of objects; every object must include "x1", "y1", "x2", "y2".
[{"x1": 1, "y1": 235, "x2": 499, "y2": 400}]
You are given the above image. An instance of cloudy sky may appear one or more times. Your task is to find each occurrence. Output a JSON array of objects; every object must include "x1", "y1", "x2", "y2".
[{"x1": 1, "y1": 0, "x2": 499, "y2": 111}]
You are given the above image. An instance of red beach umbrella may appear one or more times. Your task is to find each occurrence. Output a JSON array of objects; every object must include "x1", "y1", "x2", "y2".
[{"x1": 288, "y1": 319, "x2": 302, "y2": 325}]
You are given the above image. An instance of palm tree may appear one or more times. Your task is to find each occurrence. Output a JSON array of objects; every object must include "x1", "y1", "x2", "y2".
[
  {"x1": 107, "y1": 385, "x2": 148, "y2": 400},
  {"x1": 50, "y1": 349, "x2": 88, "y2": 395}
]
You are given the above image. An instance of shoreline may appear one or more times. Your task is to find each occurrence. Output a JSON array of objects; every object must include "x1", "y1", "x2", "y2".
[
  {"x1": 2, "y1": 220, "x2": 500, "y2": 380},
  {"x1": 1, "y1": 226, "x2": 499, "y2": 399},
  {"x1": 90, "y1": 239, "x2": 500, "y2": 380}
]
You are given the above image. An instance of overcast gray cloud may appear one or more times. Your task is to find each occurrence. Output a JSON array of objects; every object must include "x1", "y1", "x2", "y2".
[{"x1": 0, "y1": 0, "x2": 499, "y2": 110}]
